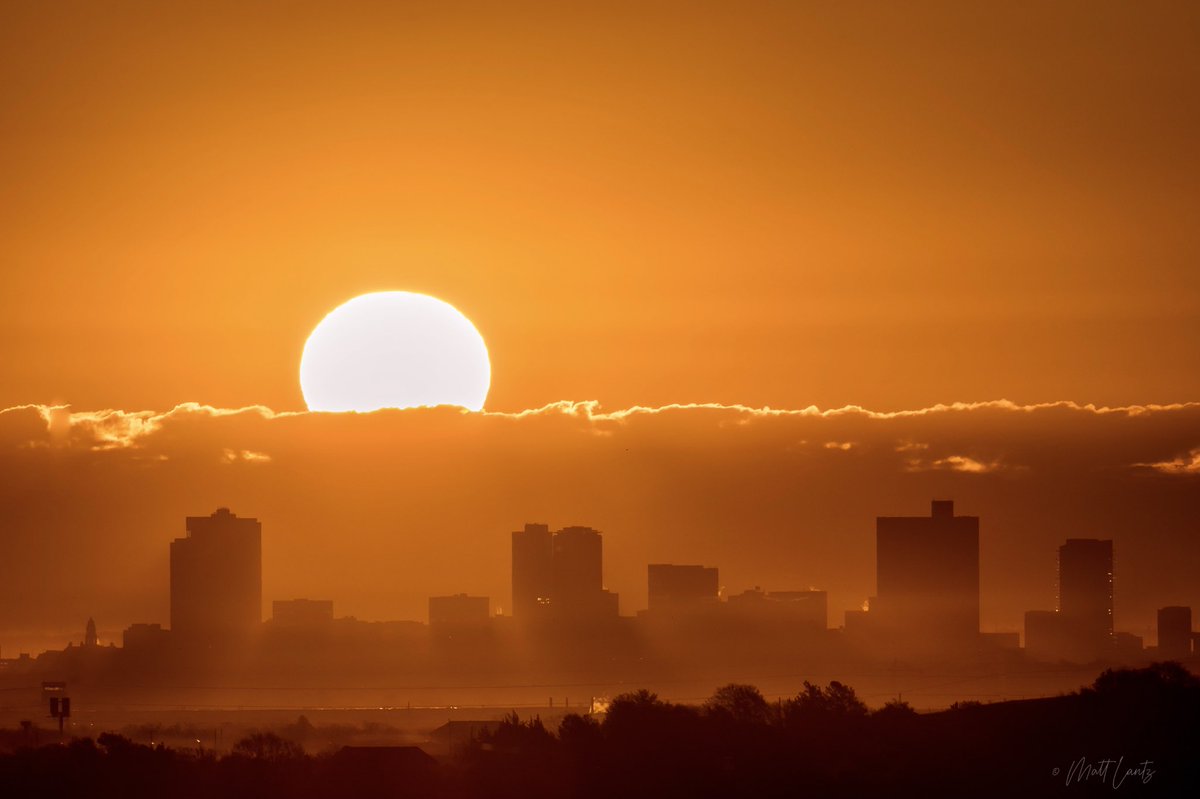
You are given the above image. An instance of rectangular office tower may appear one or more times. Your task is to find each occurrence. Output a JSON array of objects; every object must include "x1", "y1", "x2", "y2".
[
  {"x1": 1057, "y1": 539, "x2": 1113, "y2": 635},
  {"x1": 875, "y1": 500, "x2": 979, "y2": 651},
  {"x1": 647, "y1": 564, "x2": 719, "y2": 614},
  {"x1": 552, "y1": 526, "x2": 618, "y2": 620},
  {"x1": 1024, "y1": 539, "x2": 1115, "y2": 663},
  {"x1": 552, "y1": 526, "x2": 603, "y2": 601},
  {"x1": 1157, "y1": 606, "x2": 1193, "y2": 659},
  {"x1": 170, "y1": 508, "x2": 262, "y2": 643},
  {"x1": 512, "y1": 523, "x2": 553, "y2": 619},
  {"x1": 511, "y1": 523, "x2": 619, "y2": 624},
  {"x1": 1053, "y1": 538, "x2": 1114, "y2": 662}
]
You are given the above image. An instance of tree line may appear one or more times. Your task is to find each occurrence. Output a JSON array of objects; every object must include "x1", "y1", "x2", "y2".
[{"x1": 1, "y1": 662, "x2": 1195, "y2": 798}]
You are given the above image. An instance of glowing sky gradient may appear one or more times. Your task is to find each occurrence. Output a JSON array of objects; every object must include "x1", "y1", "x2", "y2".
[
  {"x1": 1, "y1": 2, "x2": 1197, "y2": 660},
  {"x1": 2, "y1": 2, "x2": 1198, "y2": 413}
]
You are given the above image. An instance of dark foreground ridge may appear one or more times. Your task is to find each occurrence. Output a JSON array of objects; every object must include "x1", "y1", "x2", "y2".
[{"x1": 1, "y1": 663, "x2": 1194, "y2": 799}]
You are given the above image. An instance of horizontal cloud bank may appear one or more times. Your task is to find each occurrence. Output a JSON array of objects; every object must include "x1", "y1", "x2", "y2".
[
  {"x1": 5, "y1": 398, "x2": 1199, "y2": 467},
  {"x1": 1, "y1": 399, "x2": 1198, "y2": 654}
]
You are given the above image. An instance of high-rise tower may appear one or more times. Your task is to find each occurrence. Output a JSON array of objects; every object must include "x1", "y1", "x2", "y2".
[
  {"x1": 170, "y1": 508, "x2": 262, "y2": 644},
  {"x1": 511, "y1": 523, "x2": 553, "y2": 620},
  {"x1": 875, "y1": 499, "x2": 980, "y2": 651}
]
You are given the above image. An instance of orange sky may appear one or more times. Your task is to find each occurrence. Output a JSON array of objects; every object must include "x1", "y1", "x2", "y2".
[
  {"x1": 2, "y1": 3, "x2": 1199, "y2": 656},
  {"x1": 2, "y1": 1, "x2": 1198, "y2": 413}
]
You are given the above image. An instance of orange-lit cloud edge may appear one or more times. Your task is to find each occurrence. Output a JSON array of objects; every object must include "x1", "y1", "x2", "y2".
[{"x1": 2, "y1": 398, "x2": 1199, "y2": 475}]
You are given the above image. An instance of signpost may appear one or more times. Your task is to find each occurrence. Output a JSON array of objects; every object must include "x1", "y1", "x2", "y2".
[{"x1": 42, "y1": 681, "x2": 70, "y2": 737}]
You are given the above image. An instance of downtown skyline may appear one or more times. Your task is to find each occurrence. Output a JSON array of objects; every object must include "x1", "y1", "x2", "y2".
[
  {"x1": 2, "y1": 3, "x2": 1199, "y2": 793},
  {"x1": 3, "y1": 496, "x2": 1190, "y2": 670},
  {"x1": 3, "y1": 0, "x2": 1199, "y2": 678},
  {"x1": 2, "y1": 398, "x2": 1198, "y2": 657}
]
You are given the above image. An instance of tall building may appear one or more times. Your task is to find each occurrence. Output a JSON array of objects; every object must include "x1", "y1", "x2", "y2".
[
  {"x1": 511, "y1": 523, "x2": 618, "y2": 623},
  {"x1": 511, "y1": 523, "x2": 553, "y2": 620},
  {"x1": 1157, "y1": 606, "x2": 1193, "y2": 659},
  {"x1": 552, "y1": 526, "x2": 618, "y2": 620},
  {"x1": 1023, "y1": 539, "x2": 1116, "y2": 663},
  {"x1": 1057, "y1": 538, "x2": 1113, "y2": 659},
  {"x1": 875, "y1": 499, "x2": 979, "y2": 650},
  {"x1": 122, "y1": 623, "x2": 169, "y2": 653},
  {"x1": 647, "y1": 564, "x2": 719, "y2": 613},
  {"x1": 552, "y1": 526, "x2": 603, "y2": 604},
  {"x1": 170, "y1": 508, "x2": 262, "y2": 644}
]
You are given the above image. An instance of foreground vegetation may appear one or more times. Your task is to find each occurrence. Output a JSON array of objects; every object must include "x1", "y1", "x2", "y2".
[{"x1": 1, "y1": 663, "x2": 1195, "y2": 798}]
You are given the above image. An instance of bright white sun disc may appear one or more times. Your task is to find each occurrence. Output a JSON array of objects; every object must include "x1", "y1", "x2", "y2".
[{"x1": 300, "y1": 292, "x2": 491, "y2": 412}]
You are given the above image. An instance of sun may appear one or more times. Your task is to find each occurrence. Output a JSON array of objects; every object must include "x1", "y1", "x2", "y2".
[{"x1": 300, "y1": 292, "x2": 491, "y2": 412}]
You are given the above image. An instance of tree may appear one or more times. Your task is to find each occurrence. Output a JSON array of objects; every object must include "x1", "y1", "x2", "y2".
[
  {"x1": 783, "y1": 680, "x2": 868, "y2": 726},
  {"x1": 1090, "y1": 661, "x2": 1200, "y2": 696},
  {"x1": 97, "y1": 732, "x2": 142, "y2": 757},
  {"x1": 558, "y1": 713, "x2": 602, "y2": 750},
  {"x1": 230, "y1": 732, "x2": 305, "y2": 761},
  {"x1": 705, "y1": 683, "x2": 774, "y2": 725},
  {"x1": 872, "y1": 698, "x2": 917, "y2": 720},
  {"x1": 483, "y1": 712, "x2": 555, "y2": 754},
  {"x1": 603, "y1": 689, "x2": 701, "y2": 751}
]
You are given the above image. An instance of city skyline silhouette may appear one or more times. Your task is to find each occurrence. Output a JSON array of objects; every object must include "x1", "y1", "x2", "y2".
[
  {"x1": 2, "y1": 498, "x2": 1192, "y2": 704},
  {"x1": 3, "y1": 399, "x2": 1199, "y2": 659},
  {"x1": 2, "y1": 1, "x2": 1198, "y2": 795}
]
